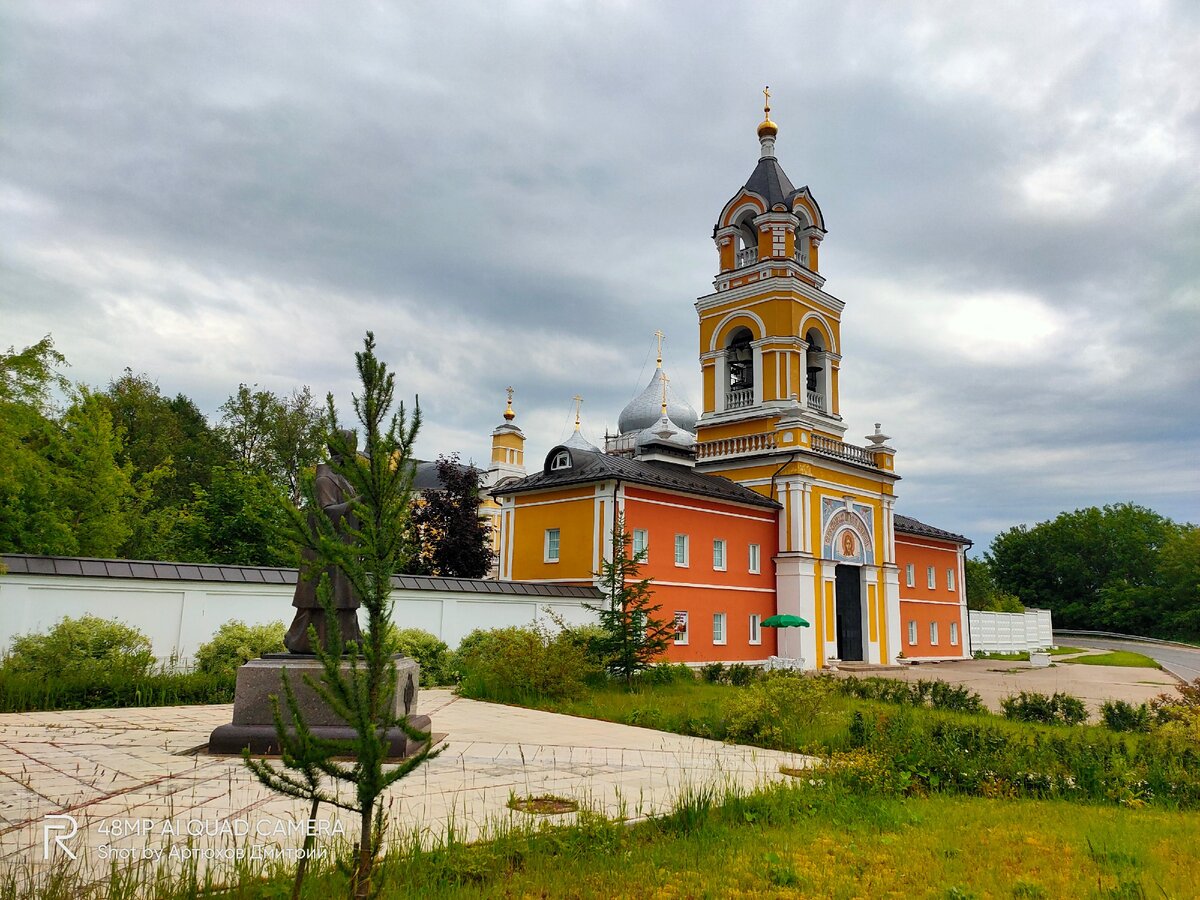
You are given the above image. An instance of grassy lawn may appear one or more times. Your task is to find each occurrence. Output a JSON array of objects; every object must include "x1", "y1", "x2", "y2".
[
  {"x1": 16, "y1": 785, "x2": 1197, "y2": 899},
  {"x1": 1049, "y1": 645, "x2": 1084, "y2": 656},
  {"x1": 1063, "y1": 650, "x2": 1161, "y2": 669},
  {"x1": 975, "y1": 646, "x2": 1082, "y2": 662}
]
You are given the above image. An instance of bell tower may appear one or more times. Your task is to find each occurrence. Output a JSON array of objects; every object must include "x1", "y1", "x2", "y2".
[{"x1": 694, "y1": 91, "x2": 904, "y2": 670}]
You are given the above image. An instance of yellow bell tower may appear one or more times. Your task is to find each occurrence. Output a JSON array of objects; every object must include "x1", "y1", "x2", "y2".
[{"x1": 694, "y1": 90, "x2": 905, "y2": 669}]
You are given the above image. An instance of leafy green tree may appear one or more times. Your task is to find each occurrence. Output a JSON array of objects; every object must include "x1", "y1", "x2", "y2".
[
  {"x1": 409, "y1": 453, "x2": 492, "y2": 578},
  {"x1": 989, "y1": 503, "x2": 1194, "y2": 638},
  {"x1": 965, "y1": 557, "x2": 1023, "y2": 613},
  {"x1": 246, "y1": 332, "x2": 439, "y2": 899},
  {"x1": 219, "y1": 383, "x2": 325, "y2": 504},
  {"x1": 54, "y1": 389, "x2": 137, "y2": 557},
  {"x1": 0, "y1": 334, "x2": 68, "y2": 408},
  {"x1": 586, "y1": 514, "x2": 673, "y2": 689},
  {"x1": 173, "y1": 466, "x2": 293, "y2": 567}
]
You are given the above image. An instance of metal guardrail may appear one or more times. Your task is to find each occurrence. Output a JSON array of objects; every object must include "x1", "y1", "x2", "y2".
[{"x1": 1053, "y1": 629, "x2": 1200, "y2": 651}]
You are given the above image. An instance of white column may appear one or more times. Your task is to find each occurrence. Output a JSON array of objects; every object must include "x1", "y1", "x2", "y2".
[
  {"x1": 883, "y1": 565, "x2": 902, "y2": 663},
  {"x1": 863, "y1": 566, "x2": 880, "y2": 663},
  {"x1": 775, "y1": 554, "x2": 817, "y2": 669},
  {"x1": 751, "y1": 339, "x2": 766, "y2": 407},
  {"x1": 801, "y1": 482, "x2": 814, "y2": 554}
]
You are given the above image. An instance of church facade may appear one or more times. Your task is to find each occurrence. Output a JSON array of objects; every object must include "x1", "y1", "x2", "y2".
[{"x1": 489, "y1": 98, "x2": 971, "y2": 669}]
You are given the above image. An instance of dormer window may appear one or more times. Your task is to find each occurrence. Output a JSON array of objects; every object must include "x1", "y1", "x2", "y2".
[{"x1": 550, "y1": 450, "x2": 571, "y2": 471}]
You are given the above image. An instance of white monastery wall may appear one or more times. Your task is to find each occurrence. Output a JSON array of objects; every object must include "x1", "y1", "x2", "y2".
[{"x1": 968, "y1": 608, "x2": 1054, "y2": 654}]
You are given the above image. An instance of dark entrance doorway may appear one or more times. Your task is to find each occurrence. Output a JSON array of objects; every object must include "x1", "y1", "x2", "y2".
[{"x1": 835, "y1": 564, "x2": 864, "y2": 662}]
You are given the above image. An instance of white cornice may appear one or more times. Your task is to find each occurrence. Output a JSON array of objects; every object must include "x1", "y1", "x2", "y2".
[{"x1": 697, "y1": 270, "x2": 843, "y2": 316}]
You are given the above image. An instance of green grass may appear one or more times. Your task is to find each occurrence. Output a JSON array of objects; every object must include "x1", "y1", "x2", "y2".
[
  {"x1": 976, "y1": 646, "x2": 1082, "y2": 662},
  {"x1": 1049, "y1": 645, "x2": 1084, "y2": 656},
  {"x1": 6, "y1": 785, "x2": 1198, "y2": 898},
  {"x1": 1063, "y1": 650, "x2": 1161, "y2": 669}
]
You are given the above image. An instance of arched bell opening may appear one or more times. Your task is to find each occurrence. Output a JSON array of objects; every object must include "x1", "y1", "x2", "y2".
[
  {"x1": 725, "y1": 327, "x2": 755, "y2": 411},
  {"x1": 804, "y1": 328, "x2": 827, "y2": 413}
]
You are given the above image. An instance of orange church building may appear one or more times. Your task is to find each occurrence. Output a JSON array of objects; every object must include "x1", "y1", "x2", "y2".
[{"x1": 489, "y1": 94, "x2": 972, "y2": 668}]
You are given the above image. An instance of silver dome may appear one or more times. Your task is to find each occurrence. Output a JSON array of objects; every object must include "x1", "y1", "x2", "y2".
[
  {"x1": 618, "y1": 368, "x2": 698, "y2": 435},
  {"x1": 562, "y1": 428, "x2": 599, "y2": 452},
  {"x1": 635, "y1": 414, "x2": 696, "y2": 450}
]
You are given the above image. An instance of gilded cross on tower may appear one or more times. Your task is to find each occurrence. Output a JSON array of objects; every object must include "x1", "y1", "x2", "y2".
[
  {"x1": 505, "y1": 385, "x2": 514, "y2": 402},
  {"x1": 660, "y1": 371, "x2": 670, "y2": 415},
  {"x1": 503, "y1": 385, "x2": 515, "y2": 421},
  {"x1": 763, "y1": 85, "x2": 771, "y2": 116},
  {"x1": 654, "y1": 329, "x2": 665, "y2": 368},
  {"x1": 572, "y1": 394, "x2": 583, "y2": 429}
]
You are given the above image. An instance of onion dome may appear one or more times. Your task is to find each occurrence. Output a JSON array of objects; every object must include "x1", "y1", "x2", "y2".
[
  {"x1": 635, "y1": 412, "x2": 695, "y2": 450},
  {"x1": 757, "y1": 85, "x2": 777, "y2": 140},
  {"x1": 618, "y1": 368, "x2": 698, "y2": 435},
  {"x1": 563, "y1": 396, "x2": 599, "y2": 451}
]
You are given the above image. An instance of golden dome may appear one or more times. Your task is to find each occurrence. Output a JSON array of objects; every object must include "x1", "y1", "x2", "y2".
[{"x1": 757, "y1": 85, "x2": 777, "y2": 139}]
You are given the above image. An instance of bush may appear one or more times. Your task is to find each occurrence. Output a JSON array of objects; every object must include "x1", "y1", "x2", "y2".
[
  {"x1": 0, "y1": 669, "x2": 235, "y2": 713},
  {"x1": 637, "y1": 663, "x2": 695, "y2": 686},
  {"x1": 1001, "y1": 691, "x2": 1088, "y2": 726},
  {"x1": 834, "y1": 676, "x2": 984, "y2": 715},
  {"x1": 456, "y1": 624, "x2": 600, "y2": 702},
  {"x1": 699, "y1": 662, "x2": 727, "y2": 684},
  {"x1": 194, "y1": 620, "x2": 285, "y2": 678},
  {"x1": 726, "y1": 673, "x2": 834, "y2": 748},
  {"x1": 389, "y1": 627, "x2": 454, "y2": 686},
  {"x1": 1101, "y1": 700, "x2": 1153, "y2": 733},
  {"x1": 726, "y1": 663, "x2": 758, "y2": 687},
  {"x1": 2, "y1": 615, "x2": 156, "y2": 679}
]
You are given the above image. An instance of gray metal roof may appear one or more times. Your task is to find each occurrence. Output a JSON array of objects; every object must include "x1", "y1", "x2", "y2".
[
  {"x1": 894, "y1": 515, "x2": 971, "y2": 546},
  {"x1": 413, "y1": 459, "x2": 483, "y2": 492},
  {"x1": 744, "y1": 155, "x2": 797, "y2": 209},
  {"x1": 0, "y1": 555, "x2": 602, "y2": 598},
  {"x1": 497, "y1": 447, "x2": 780, "y2": 510}
]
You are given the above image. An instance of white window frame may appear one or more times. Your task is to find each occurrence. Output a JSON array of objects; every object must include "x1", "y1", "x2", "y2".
[
  {"x1": 908, "y1": 620, "x2": 917, "y2": 646},
  {"x1": 748, "y1": 543, "x2": 761, "y2": 574},
  {"x1": 674, "y1": 534, "x2": 689, "y2": 568},
  {"x1": 927, "y1": 566, "x2": 936, "y2": 590},
  {"x1": 550, "y1": 450, "x2": 571, "y2": 471},
  {"x1": 748, "y1": 613, "x2": 761, "y2": 645},
  {"x1": 712, "y1": 539, "x2": 726, "y2": 571},
  {"x1": 930, "y1": 621, "x2": 939, "y2": 646},
  {"x1": 673, "y1": 611, "x2": 688, "y2": 645},
  {"x1": 632, "y1": 528, "x2": 649, "y2": 560},
  {"x1": 712, "y1": 612, "x2": 726, "y2": 645},
  {"x1": 905, "y1": 563, "x2": 914, "y2": 588},
  {"x1": 950, "y1": 621, "x2": 959, "y2": 646},
  {"x1": 544, "y1": 528, "x2": 560, "y2": 563},
  {"x1": 947, "y1": 567, "x2": 956, "y2": 592}
]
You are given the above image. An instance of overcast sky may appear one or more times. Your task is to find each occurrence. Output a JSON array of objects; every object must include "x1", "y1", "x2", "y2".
[{"x1": 2, "y1": 1, "x2": 1197, "y2": 552}]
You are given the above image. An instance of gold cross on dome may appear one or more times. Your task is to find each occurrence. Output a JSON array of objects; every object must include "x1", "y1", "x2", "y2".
[
  {"x1": 661, "y1": 372, "x2": 669, "y2": 414},
  {"x1": 763, "y1": 85, "x2": 771, "y2": 115},
  {"x1": 572, "y1": 394, "x2": 583, "y2": 428},
  {"x1": 654, "y1": 329, "x2": 665, "y2": 367},
  {"x1": 505, "y1": 385, "x2": 514, "y2": 402}
]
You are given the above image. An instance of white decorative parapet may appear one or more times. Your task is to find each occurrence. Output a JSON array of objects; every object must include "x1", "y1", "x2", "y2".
[
  {"x1": 968, "y1": 608, "x2": 1054, "y2": 654},
  {"x1": 725, "y1": 388, "x2": 754, "y2": 410},
  {"x1": 806, "y1": 389, "x2": 824, "y2": 411},
  {"x1": 696, "y1": 430, "x2": 777, "y2": 460},
  {"x1": 764, "y1": 655, "x2": 804, "y2": 671},
  {"x1": 736, "y1": 247, "x2": 758, "y2": 267}
]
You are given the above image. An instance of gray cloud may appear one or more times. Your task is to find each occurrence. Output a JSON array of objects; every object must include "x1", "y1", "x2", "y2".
[{"x1": 2, "y1": 1, "x2": 1197, "y2": 551}]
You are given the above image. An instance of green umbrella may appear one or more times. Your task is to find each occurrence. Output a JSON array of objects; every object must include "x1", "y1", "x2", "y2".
[{"x1": 761, "y1": 614, "x2": 810, "y2": 628}]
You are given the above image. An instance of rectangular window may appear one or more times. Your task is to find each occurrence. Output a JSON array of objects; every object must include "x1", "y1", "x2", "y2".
[
  {"x1": 632, "y1": 529, "x2": 649, "y2": 560},
  {"x1": 673, "y1": 611, "x2": 688, "y2": 645},
  {"x1": 950, "y1": 621, "x2": 959, "y2": 646},
  {"x1": 749, "y1": 613, "x2": 761, "y2": 645},
  {"x1": 544, "y1": 528, "x2": 560, "y2": 562},
  {"x1": 674, "y1": 534, "x2": 689, "y2": 567},
  {"x1": 947, "y1": 567, "x2": 956, "y2": 592},
  {"x1": 905, "y1": 563, "x2": 915, "y2": 588},
  {"x1": 712, "y1": 539, "x2": 726, "y2": 571},
  {"x1": 749, "y1": 543, "x2": 761, "y2": 574},
  {"x1": 908, "y1": 620, "x2": 917, "y2": 645},
  {"x1": 712, "y1": 612, "x2": 726, "y2": 645},
  {"x1": 927, "y1": 566, "x2": 936, "y2": 590},
  {"x1": 930, "y1": 621, "x2": 939, "y2": 646}
]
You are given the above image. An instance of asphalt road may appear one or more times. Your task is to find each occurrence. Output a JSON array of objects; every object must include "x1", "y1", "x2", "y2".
[{"x1": 1056, "y1": 634, "x2": 1200, "y2": 683}]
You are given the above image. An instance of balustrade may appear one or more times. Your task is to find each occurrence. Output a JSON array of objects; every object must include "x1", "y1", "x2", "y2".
[{"x1": 725, "y1": 388, "x2": 754, "y2": 410}]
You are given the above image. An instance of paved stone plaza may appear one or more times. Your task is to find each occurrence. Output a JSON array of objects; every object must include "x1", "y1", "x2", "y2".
[{"x1": 0, "y1": 691, "x2": 810, "y2": 880}]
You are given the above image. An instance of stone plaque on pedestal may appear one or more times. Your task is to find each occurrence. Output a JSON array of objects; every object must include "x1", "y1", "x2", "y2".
[{"x1": 208, "y1": 654, "x2": 431, "y2": 758}]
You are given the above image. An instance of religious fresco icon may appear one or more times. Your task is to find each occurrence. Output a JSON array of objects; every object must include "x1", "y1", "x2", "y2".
[{"x1": 821, "y1": 497, "x2": 875, "y2": 564}]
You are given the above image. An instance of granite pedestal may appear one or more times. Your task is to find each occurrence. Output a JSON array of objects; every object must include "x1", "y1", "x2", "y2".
[{"x1": 208, "y1": 654, "x2": 431, "y2": 758}]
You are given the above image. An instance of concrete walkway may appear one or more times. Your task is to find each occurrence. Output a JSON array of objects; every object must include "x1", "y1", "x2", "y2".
[{"x1": 0, "y1": 691, "x2": 811, "y2": 880}]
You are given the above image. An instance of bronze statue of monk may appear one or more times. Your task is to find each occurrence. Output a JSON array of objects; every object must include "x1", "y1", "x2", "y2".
[{"x1": 284, "y1": 430, "x2": 364, "y2": 654}]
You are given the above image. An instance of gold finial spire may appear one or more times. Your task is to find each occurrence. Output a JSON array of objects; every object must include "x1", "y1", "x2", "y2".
[
  {"x1": 572, "y1": 394, "x2": 583, "y2": 431},
  {"x1": 660, "y1": 372, "x2": 669, "y2": 417},
  {"x1": 654, "y1": 329, "x2": 665, "y2": 369},
  {"x1": 757, "y1": 85, "x2": 778, "y2": 142},
  {"x1": 503, "y1": 386, "x2": 515, "y2": 421}
]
